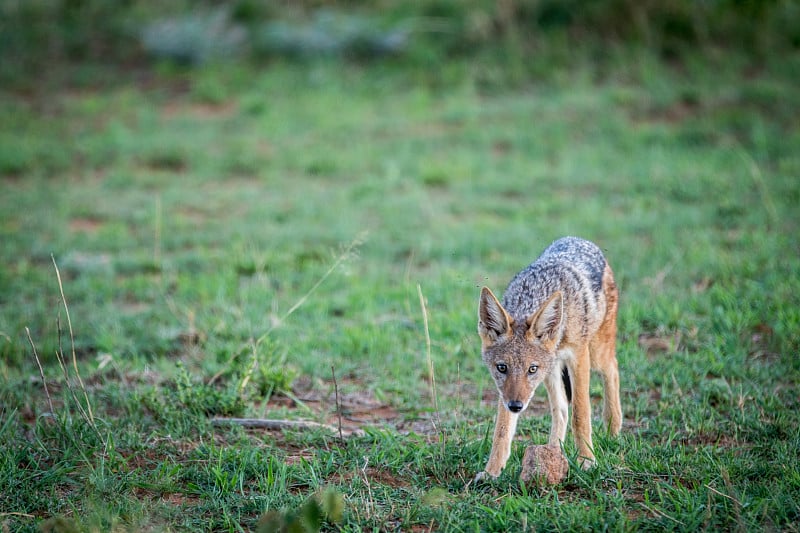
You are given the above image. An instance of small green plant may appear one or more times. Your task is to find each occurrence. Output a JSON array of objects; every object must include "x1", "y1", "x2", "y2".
[
  {"x1": 173, "y1": 363, "x2": 246, "y2": 417},
  {"x1": 256, "y1": 487, "x2": 344, "y2": 533},
  {"x1": 252, "y1": 340, "x2": 298, "y2": 401}
]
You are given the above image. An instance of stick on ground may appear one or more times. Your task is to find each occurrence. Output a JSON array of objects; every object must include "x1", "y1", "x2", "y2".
[{"x1": 211, "y1": 417, "x2": 364, "y2": 437}]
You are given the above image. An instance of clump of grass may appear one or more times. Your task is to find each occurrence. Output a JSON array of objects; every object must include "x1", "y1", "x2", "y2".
[
  {"x1": 172, "y1": 363, "x2": 246, "y2": 417},
  {"x1": 29, "y1": 257, "x2": 105, "y2": 444},
  {"x1": 253, "y1": 342, "x2": 298, "y2": 401}
]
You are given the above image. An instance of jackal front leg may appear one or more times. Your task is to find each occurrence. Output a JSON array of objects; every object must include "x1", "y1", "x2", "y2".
[
  {"x1": 544, "y1": 365, "x2": 569, "y2": 447},
  {"x1": 571, "y1": 346, "x2": 596, "y2": 469},
  {"x1": 475, "y1": 399, "x2": 519, "y2": 482}
]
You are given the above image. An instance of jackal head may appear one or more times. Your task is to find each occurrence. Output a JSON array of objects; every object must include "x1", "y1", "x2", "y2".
[{"x1": 478, "y1": 287, "x2": 564, "y2": 414}]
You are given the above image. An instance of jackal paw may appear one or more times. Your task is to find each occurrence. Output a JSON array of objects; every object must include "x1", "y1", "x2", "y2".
[
  {"x1": 578, "y1": 456, "x2": 596, "y2": 470},
  {"x1": 473, "y1": 470, "x2": 498, "y2": 484}
]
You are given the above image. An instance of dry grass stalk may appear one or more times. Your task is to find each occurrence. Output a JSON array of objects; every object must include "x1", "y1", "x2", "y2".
[
  {"x1": 26, "y1": 326, "x2": 54, "y2": 415},
  {"x1": 417, "y1": 283, "x2": 444, "y2": 448}
]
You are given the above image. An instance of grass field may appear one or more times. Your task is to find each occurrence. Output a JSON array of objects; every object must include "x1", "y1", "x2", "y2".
[{"x1": 1, "y1": 50, "x2": 799, "y2": 532}]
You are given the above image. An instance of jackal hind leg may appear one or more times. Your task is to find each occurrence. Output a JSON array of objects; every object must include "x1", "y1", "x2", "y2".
[
  {"x1": 571, "y1": 345, "x2": 595, "y2": 469},
  {"x1": 599, "y1": 356, "x2": 622, "y2": 436},
  {"x1": 590, "y1": 303, "x2": 622, "y2": 436}
]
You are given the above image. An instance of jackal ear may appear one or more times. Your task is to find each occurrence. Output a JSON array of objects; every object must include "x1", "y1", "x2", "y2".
[
  {"x1": 478, "y1": 287, "x2": 512, "y2": 344},
  {"x1": 527, "y1": 291, "x2": 564, "y2": 344}
]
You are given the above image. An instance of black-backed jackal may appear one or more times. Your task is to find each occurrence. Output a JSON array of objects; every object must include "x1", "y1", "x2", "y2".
[{"x1": 476, "y1": 237, "x2": 622, "y2": 481}]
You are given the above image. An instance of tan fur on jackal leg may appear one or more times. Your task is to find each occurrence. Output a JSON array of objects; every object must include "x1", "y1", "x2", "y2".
[
  {"x1": 543, "y1": 366, "x2": 569, "y2": 447},
  {"x1": 591, "y1": 315, "x2": 622, "y2": 436},
  {"x1": 601, "y1": 358, "x2": 622, "y2": 436},
  {"x1": 570, "y1": 345, "x2": 595, "y2": 469},
  {"x1": 477, "y1": 399, "x2": 519, "y2": 480},
  {"x1": 591, "y1": 263, "x2": 622, "y2": 436}
]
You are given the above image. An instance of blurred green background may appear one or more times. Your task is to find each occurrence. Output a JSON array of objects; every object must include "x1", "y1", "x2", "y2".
[{"x1": 3, "y1": 0, "x2": 799, "y2": 85}]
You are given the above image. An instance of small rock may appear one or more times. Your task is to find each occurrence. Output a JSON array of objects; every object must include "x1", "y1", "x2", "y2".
[{"x1": 520, "y1": 444, "x2": 568, "y2": 485}]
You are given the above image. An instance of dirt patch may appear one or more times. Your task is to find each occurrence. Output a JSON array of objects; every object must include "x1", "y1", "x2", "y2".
[
  {"x1": 290, "y1": 377, "x2": 405, "y2": 434},
  {"x1": 175, "y1": 205, "x2": 210, "y2": 225},
  {"x1": 638, "y1": 331, "x2": 681, "y2": 357},
  {"x1": 629, "y1": 96, "x2": 703, "y2": 126},
  {"x1": 161, "y1": 492, "x2": 203, "y2": 506},
  {"x1": 161, "y1": 100, "x2": 238, "y2": 121},
  {"x1": 131, "y1": 486, "x2": 202, "y2": 507},
  {"x1": 336, "y1": 466, "x2": 412, "y2": 490},
  {"x1": 679, "y1": 430, "x2": 751, "y2": 450},
  {"x1": 239, "y1": 377, "x2": 450, "y2": 443},
  {"x1": 284, "y1": 448, "x2": 317, "y2": 466},
  {"x1": 69, "y1": 216, "x2": 104, "y2": 233}
]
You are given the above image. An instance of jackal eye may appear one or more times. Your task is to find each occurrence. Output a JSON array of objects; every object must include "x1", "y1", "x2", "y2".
[
  {"x1": 496, "y1": 363, "x2": 508, "y2": 374},
  {"x1": 528, "y1": 364, "x2": 539, "y2": 374}
]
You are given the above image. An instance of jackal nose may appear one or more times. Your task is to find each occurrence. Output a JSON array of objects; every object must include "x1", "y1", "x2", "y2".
[{"x1": 507, "y1": 401, "x2": 524, "y2": 413}]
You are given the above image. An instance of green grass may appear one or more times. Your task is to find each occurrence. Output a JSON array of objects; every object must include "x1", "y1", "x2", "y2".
[{"x1": 1, "y1": 50, "x2": 799, "y2": 532}]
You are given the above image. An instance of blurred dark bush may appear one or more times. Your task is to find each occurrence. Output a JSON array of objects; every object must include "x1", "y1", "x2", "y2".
[
  {"x1": 254, "y1": 9, "x2": 408, "y2": 60},
  {"x1": 141, "y1": 8, "x2": 248, "y2": 65},
  {"x1": 1, "y1": 0, "x2": 798, "y2": 84}
]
